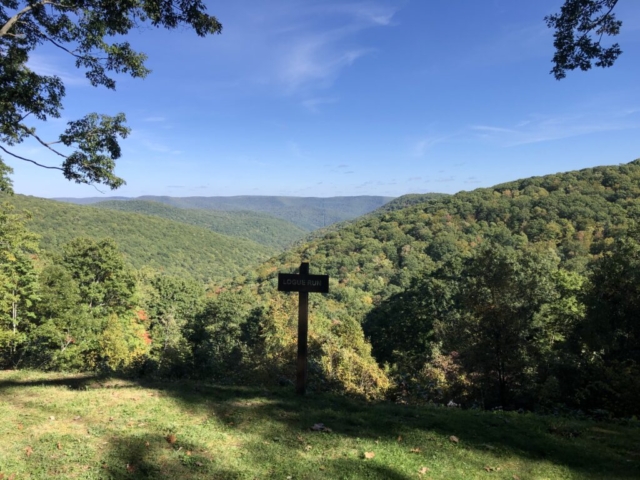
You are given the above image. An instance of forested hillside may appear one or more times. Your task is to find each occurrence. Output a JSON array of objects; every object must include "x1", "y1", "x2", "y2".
[
  {"x1": 5, "y1": 195, "x2": 275, "y2": 282},
  {"x1": 3, "y1": 161, "x2": 640, "y2": 419},
  {"x1": 217, "y1": 159, "x2": 640, "y2": 413},
  {"x1": 92, "y1": 200, "x2": 306, "y2": 249},
  {"x1": 57, "y1": 195, "x2": 394, "y2": 231}
]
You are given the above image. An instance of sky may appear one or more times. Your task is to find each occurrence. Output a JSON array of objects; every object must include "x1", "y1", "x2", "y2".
[{"x1": 8, "y1": 0, "x2": 640, "y2": 198}]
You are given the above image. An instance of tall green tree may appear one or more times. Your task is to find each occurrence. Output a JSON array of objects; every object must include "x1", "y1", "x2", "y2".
[
  {"x1": 60, "y1": 237, "x2": 135, "y2": 316},
  {"x1": 582, "y1": 231, "x2": 640, "y2": 361},
  {"x1": 0, "y1": 202, "x2": 39, "y2": 366},
  {"x1": 0, "y1": 0, "x2": 222, "y2": 190},
  {"x1": 144, "y1": 274, "x2": 204, "y2": 375},
  {"x1": 438, "y1": 242, "x2": 560, "y2": 408},
  {"x1": 30, "y1": 263, "x2": 95, "y2": 369}
]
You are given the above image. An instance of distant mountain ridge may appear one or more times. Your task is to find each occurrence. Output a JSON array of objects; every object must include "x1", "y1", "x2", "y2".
[
  {"x1": 92, "y1": 200, "x2": 307, "y2": 249},
  {"x1": 6, "y1": 195, "x2": 276, "y2": 282},
  {"x1": 53, "y1": 195, "x2": 395, "y2": 231}
]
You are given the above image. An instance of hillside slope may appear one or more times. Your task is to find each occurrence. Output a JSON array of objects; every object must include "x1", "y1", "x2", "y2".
[
  {"x1": 5, "y1": 195, "x2": 276, "y2": 282},
  {"x1": 219, "y1": 160, "x2": 640, "y2": 408},
  {"x1": 92, "y1": 200, "x2": 307, "y2": 249},
  {"x1": 239, "y1": 159, "x2": 640, "y2": 297},
  {"x1": 55, "y1": 195, "x2": 394, "y2": 231}
]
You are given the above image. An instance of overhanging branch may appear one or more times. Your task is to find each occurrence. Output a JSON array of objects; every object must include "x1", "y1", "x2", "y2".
[{"x1": 0, "y1": 145, "x2": 63, "y2": 171}]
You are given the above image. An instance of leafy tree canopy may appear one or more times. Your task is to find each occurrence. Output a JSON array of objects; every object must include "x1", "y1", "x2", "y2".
[
  {"x1": 546, "y1": 0, "x2": 622, "y2": 79},
  {"x1": 0, "y1": 0, "x2": 222, "y2": 191}
]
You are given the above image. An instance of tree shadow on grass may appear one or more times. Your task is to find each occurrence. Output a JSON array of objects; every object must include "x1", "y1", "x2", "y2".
[
  {"x1": 102, "y1": 431, "x2": 413, "y2": 480},
  {"x1": 0, "y1": 372, "x2": 101, "y2": 391},
  {"x1": 137, "y1": 379, "x2": 640, "y2": 480},
  {"x1": 1, "y1": 374, "x2": 638, "y2": 478}
]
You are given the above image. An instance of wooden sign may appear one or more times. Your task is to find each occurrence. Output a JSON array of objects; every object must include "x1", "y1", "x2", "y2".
[
  {"x1": 277, "y1": 262, "x2": 329, "y2": 395},
  {"x1": 278, "y1": 273, "x2": 329, "y2": 293}
]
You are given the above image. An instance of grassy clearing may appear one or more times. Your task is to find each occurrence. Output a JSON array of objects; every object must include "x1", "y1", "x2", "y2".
[{"x1": 0, "y1": 371, "x2": 638, "y2": 479}]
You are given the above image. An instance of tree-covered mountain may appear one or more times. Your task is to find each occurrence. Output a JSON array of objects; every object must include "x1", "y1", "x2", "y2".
[
  {"x1": 217, "y1": 159, "x2": 640, "y2": 412},
  {"x1": 4, "y1": 161, "x2": 640, "y2": 418},
  {"x1": 55, "y1": 195, "x2": 394, "y2": 231},
  {"x1": 4, "y1": 195, "x2": 275, "y2": 282},
  {"x1": 92, "y1": 200, "x2": 307, "y2": 249},
  {"x1": 375, "y1": 192, "x2": 449, "y2": 212}
]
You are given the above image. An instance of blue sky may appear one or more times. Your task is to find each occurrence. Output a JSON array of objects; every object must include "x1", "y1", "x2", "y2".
[{"x1": 10, "y1": 0, "x2": 640, "y2": 198}]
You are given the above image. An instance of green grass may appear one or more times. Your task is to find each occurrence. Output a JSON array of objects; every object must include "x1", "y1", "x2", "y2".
[{"x1": 0, "y1": 371, "x2": 638, "y2": 479}]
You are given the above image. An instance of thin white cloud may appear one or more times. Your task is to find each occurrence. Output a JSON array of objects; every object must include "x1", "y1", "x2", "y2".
[
  {"x1": 272, "y1": 2, "x2": 399, "y2": 92},
  {"x1": 279, "y1": 39, "x2": 370, "y2": 91},
  {"x1": 411, "y1": 132, "x2": 456, "y2": 157},
  {"x1": 301, "y1": 96, "x2": 338, "y2": 113},
  {"x1": 143, "y1": 116, "x2": 166, "y2": 122},
  {"x1": 27, "y1": 53, "x2": 88, "y2": 86},
  {"x1": 472, "y1": 108, "x2": 640, "y2": 146}
]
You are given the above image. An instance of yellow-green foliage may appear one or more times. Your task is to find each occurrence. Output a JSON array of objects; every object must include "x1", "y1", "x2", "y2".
[{"x1": 100, "y1": 314, "x2": 150, "y2": 371}]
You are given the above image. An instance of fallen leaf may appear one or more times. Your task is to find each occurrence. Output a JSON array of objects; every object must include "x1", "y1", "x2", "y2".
[
  {"x1": 73, "y1": 416, "x2": 81, "y2": 421},
  {"x1": 17, "y1": 424, "x2": 23, "y2": 430},
  {"x1": 410, "y1": 447, "x2": 422, "y2": 453},
  {"x1": 397, "y1": 435, "x2": 403, "y2": 442},
  {"x1": 108, "y1": 417, "x2": 114, "y2": 422},
  {"x1": 101, "y1": 464, "x2": 108, "y2": 470},
  {"x1": 363, "y1": 451, "x2": 375, "y2": 459},
  {"x1": 513, "y1": 476, "x2": 521, "y2": 480},
  {"x1": 49, "y1": 416, "x2": 55, "y2": 421},
  {"x1": 166, "y1": 434, "x2": 177, "y2": 444},
  {"x1": 449, "y1": 435, "x2": 459, "y2": 443},
  {"x1": 305, "y1": 445, "x2": 312, "y2": 451},
  {"x1": 57, "y1": 442, "x2": 62, "y2": 450},
  {"x1": 186, "y1": 450, "x2": 192, "y2": 456},
  {"x1": 145, "y1": 441, "x2": 150, "y2": 448},
  {"x1": 484, "y1": 466, "x2": 492, "y2": 472},
  {"x1": 126, "y1": 464, "x2": 136, "y2": 473},
  {"x1": 419, "y1": 467, "x2": 430, "y2": 474},
  {"x1": 195, "y1": 462, "x2": 203, "y2": 467},
  {"x1": 25, "y1": 446, "x2": 33, "y2": 457}
]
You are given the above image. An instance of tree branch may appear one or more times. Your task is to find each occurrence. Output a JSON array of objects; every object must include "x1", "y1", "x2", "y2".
[
  {"x1": 0, "y1": 145, "x2": 63, "y2": 171},
  {"x1": 18, "y1": 126, "x2": 66, "y2": 158},
  {"x1": 0, "y1": 0, "x2": 49, "y2": 37}
]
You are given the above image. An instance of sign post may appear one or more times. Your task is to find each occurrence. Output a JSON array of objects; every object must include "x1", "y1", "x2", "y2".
[{"x1": 277, "y1": 262, "x2": 329, "y2": 395}]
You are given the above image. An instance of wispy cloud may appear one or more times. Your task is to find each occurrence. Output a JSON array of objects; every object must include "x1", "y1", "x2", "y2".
[
  {"x1": 143, "y1": 116, "x2": 166, "y2": 122},
  {"x1": 472, "y1": 109, "x2": 640, "y2": 146},
  {"x1": 271, "y1": 2, "x2": 399, "y2": 93},
  {"x1": 411, "y1": 132, "x2": 456, "y2": 157},
  {"x1": 301, "y1": 96, "x2": 338, "y2": 113},
  {"x1": 27, "y1": 53, "x2": 88, "y2": 86}
]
